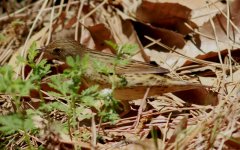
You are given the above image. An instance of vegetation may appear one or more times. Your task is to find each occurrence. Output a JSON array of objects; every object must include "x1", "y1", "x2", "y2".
[{"x1": 0, "y1": 0, "x2": 239, "y2": 149}]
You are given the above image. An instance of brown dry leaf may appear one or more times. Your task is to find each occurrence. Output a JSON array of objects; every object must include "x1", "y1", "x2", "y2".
[
  {"x1": 113, "y1": 81, "x2": 209, "y2": 101},
  {"x1": 149, "y1": 95, "x2": 184, "y2": 112},
  {"x1": 51, "y1": 14, "x2": 78, "y2": 41},
  {"x1": 121, "y1": 20, "x2": 150, "y2": 62},
  {"x1": 107, "y1": 13, "x2": 150, "y2": 62},
  {"x1": 177, "y1": 65, "x2": 217, "y2": 77},
  {"x1": 131, "y1": 1, "x2": 202, "y2": 69},
  {"x1": 166, "y1": 116, "x2": 188, "y2": 146},
  {"x1": 146, "y1": 1, "x2": 240, "y2": 68},
  {"x1": 117, "y1": 138, "x2": 163, "y2": 150},
  {"x1": 8, "y1": 26, "x2": 48, "y2": 70},
  {"x1": 122, "y1": 20, "x2": 150, "y2": 63},
  {"x1": 136, "y1": 1, "x2": 192, "y2": 32},
  {"x1": 0, "y1": 19, "x2": 28, "y2": 64},
  {"x1": 178, "y1": 48, "x2": 240, "y2": 78},
  {"x1": 190, "y1": 0, "x2": 226, "y2": 26},
  {"x1": 226, "y1": 69, "x2": 240, "y2": 97},
  {"x1": 183, "y1": 49, "x2": 240, "y2": 66},
  {"x1": 87, "y1": 23, "x2": 115, "y2": 51},
  {"x1": 52, "y1": 12, "x2": 67, "y2": 34},
  {"x1": 199, "y1": 0, "x2": 240, "y2": 52},
  {"x1": 198, "y1": 76, "x2": 217, "y2": 87},
  {"x1": 173, "y1": 88, "x2": 218, "y2": 106},
  {"x1": 141, "y1": 0, "x2": 226, "y2": 26},
  {"x1": 225, "y1": 133, "x2": 240, "y2": 149},
  {"x1": 52, "y1": 28, "x2": 76, "y2": 41},
  {"x1": 134, "y1": 1, "x2": 199, "y2": 49},
  {"x1": 133, "y1": 21, "x2": 186, "y2": 49},
  {"x1": 3, "y1": 1, "x2": 240, "y2": 149},
  {"x1": 138, "y1": 1, "x2": 199, "y2": 41},
  {"x1": 64, "y1": 16, "x2": 77, "y2": 29}
]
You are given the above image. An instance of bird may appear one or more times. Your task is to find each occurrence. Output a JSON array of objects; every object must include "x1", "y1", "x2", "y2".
[{"x1": 40, "y1": 39, "x2": 207, "y2": 115}]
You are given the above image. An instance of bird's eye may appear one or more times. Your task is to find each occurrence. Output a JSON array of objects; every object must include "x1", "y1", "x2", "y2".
[{"x1": 53, "y1": 48, "x2": 61, "y2": 54}]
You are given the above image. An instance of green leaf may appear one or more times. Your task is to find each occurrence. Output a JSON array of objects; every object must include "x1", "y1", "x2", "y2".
[
  {"x1": 121, "y1": 44, "x2": 138, "y2": 55},
  {"x1": 0, "y1": 114, "x2": 36, "y2": 135},
  {"x1": 39, "y1": 102, "x2": 68, "y2": 113},
  {"x1": 11, "y1": 19, "x2": 25, "y2": 26},
  {"x1": 23, "y1": 117, "x2": 36, "y2": 132},
  {"x1": 93, "y1": 59, "x2": 114, "y2": 74},
  {"x1": 0, "y1": 66, "x2": 35, "y2": 96},
  {"x1": 99, "y1": 111, "x2": 119, "y2": 123},
  {"x1": 48, "y1": 75, "x2": 70, "y2": 96},
  {"x1": 0, "y1": 115, "x2": 19, "y2": 135},
  {"x1": 114, "y1": 58, "x2": 130, "y2": 66},
  {"x1": 27, "y1": 42, "x2": 38, "y2": 63},
  {"x1": 81, "y1": 54, "x2": 89, "y2": 71},
  {"x1": 0, "y1": 33, "x2": 6, "y2": 41},
  {"x1": 16, "y1": 55, "x2": 26, "y2": 64},
  {"x1": 30, "y1": 58, "x2": 51, "y2": 79},
  {"x1": 81, "y1": 85, "x2": 99, "y2": 96},
  {"x1": 75, "y1": 106, "x2": 92, "y2": 119},
  {"x1": 81, "y1": 96, "x2": 96, "y2": 107},
  {"x1": 80, "y1": 85, "x2": 99, "y2": 107},
  {"x1": 66, "y1": 56, "x2": 75, "y2": 67},
  {"x1": 104, "y1": 40, "x2": 118, "y2": 50},
  {"x1": 14, "y1": 79, "x2": 35, "y2": 96}
]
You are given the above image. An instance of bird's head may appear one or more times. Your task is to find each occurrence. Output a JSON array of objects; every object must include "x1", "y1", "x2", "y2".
[{"x1": 40, "y1": 39, "x2": 84, "y2": 61}]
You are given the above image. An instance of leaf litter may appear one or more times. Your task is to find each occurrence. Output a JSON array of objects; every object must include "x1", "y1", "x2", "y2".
[{"x1": 0, "y1": 0, "x2": 240, "y2": 149}]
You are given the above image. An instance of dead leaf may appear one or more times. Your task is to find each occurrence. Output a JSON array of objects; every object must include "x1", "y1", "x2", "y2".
[
  {"x1": 177, "y1": 66, "x2": 217, "y2": 77},
  {"x1": 225, "y1": 136, "x2": 240, "y2": 149},
  {"x1": 224, "y1": 127, "x2": 240, "y2": 149},
  {"x1": 173, "y1": 88, "x2": 218, "y2": 106},
  {"x1": 199, "y1": 0, "x2": 240, "y2": 52},
  {"x1": 107, "y1": 15, "x2": 150, "y2": 62},
  {"x1": 65, "y1": 16, "x2": 77, "y2": 29},
  {"x1": 121, "y1": 20, "x2": 150, "y2": 62},
  {"x1": 226, "y1": 69, "x2": 240, "y2": 97},
  {"x1": 136, "y1": 1, "x2": 192, "y2": 31},
  {"x1": 87, "y1": 23, "x2": 115, "y2": 52},
  {"x1": 120, "y1": 138, "x2": 163, "y2": 150},
  {"x1": 190, "y1": 0, "x2": 226, "y2": 26},
  {"x1": 52, "y1": 11, "x2": 66, "y2": 33},
  {"x1": 166, "y1": 116, "x2": 188, "y2": 146},
  {"x1": 52, "y1": 29, "x2": 76, "y2": 42},
  {"x1": 133, "y1": 21, "x2": 186, "y2": 49}
]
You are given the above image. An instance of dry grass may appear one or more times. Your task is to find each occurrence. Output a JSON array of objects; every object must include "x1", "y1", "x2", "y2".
[{"x1": 0, "y1": 0, "x2": 240, "y2": 149}]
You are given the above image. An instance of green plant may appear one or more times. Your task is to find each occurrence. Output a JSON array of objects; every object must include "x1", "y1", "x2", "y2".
[
  {"x1": 0, "y1": 41, "x2": 137, "y2": 149},
  {"x1": 0, "y1": 42, "x2": 51, "y2": 149}
]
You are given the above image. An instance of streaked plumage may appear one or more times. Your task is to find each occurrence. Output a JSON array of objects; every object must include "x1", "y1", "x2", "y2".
[{"x1": 42, "y1": 39, "x2": 205, "y2": 100}]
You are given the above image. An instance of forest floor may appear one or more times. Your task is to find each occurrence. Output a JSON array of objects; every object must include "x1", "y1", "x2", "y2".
[{"x1": 0, "y1": 0, "x2": 240, "y2": 149}]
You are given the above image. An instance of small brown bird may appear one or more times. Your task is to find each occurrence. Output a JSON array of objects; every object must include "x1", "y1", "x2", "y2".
[{"x1": 42, "y1": 39, "x2": 205, "y2": 100}]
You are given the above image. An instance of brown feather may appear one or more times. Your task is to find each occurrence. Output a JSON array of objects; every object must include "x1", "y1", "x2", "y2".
[
  {"x1": 43, "y1": 39, "x2": 208, "y2": 101},
  {"x1": 44, "y1": 39, "x2": 169, "y2": 74}
]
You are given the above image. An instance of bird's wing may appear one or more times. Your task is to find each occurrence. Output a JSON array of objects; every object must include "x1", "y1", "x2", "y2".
[{"x1": 86, "y1": 49, "x2": 169, "y2": 74}]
